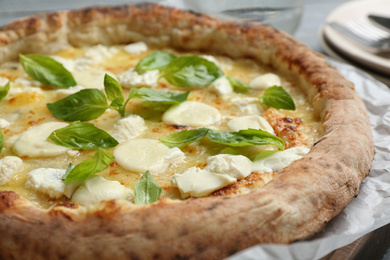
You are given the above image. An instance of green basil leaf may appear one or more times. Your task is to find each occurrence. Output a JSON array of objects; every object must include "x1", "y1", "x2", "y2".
[
  {"x1": 162, "y1": 56, "x2": 223, "y2": 87},
  {"x1": 63, "y1": 148, "x2": 115, "y2": 184},
  {"x1": 47, "y1": 89, "x2": 109, "y2": 121},
  {"x1": 226, "y1": 76, "x2": 251, "y2": 93},
  {"x1": 134, "y1": 170, "x2": 162, "y2": 205},
  {"x1": 128, "y1": 87, "x2": 189, "y2": 105},
  {"x1": 259, "y1": 86, "x2": 296, "y2": 110},
  {"x1": 104, "y1": 74, "x2": 124, "y2": 107},
  {"x1": 135, "y1": 51, "x2": 176, "y2": 74},
  {"x1": 104, "y1": 74, "x2": 126, "y2": 116},
  {"x1": 19, "y1": 54, "x2": 77, "y2": 88},
  {"x1": 49, "y1": 121, "x2": 119, "y2": 149},
  {"x1": 161, "y1": 128, "x2": 285, "y2": 150},
  {"x1": 63, "y1": 163, "x2": 75, "y2": 180},
  {"x1": 0, "y1": 81, "x2": 10, "y2": 101},
  {"x1": 207, "y1": 129, "x2": 285, "y2": 150},
  {"x1": 160, "y1": 128, "x2": 209, "y2": 148},
  {"x1": 0, "y1": 130, "x2": 4, "y2": 154}
]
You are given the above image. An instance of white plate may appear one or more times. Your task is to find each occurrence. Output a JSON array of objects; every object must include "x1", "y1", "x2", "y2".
[
  {"x1": 318, "y1": 25, "x2": 390, "y2": 86},
  {"x1": 322, "y1": 0, "x2": 390, "y2": 76}
]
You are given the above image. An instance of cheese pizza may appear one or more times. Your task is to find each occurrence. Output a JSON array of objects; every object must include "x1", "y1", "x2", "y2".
[{"x1": 0, "y1": 3, "x2": 374, "y2": 259}]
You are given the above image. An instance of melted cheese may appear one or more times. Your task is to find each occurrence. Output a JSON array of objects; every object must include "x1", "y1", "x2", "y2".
[{"x1": 0, "y1": 44, "x2": 323, "y2": 208}]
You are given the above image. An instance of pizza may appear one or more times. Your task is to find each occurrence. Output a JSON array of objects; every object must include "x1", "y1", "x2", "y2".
[{"x1": 0, "y1": 3, "x2": 374, "y2": 259}]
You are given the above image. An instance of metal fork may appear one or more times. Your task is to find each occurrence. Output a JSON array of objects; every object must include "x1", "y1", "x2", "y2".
[{"x1": 328, "y1": 19, "x2": 390, "y2": 52}]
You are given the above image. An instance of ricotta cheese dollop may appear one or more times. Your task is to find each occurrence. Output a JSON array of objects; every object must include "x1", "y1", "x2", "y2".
[
  {"x1": 171, "y1": 154, "x2": 252, "y2": 198},
  {"x1": 0, "y1": 156, "x2": 23, "y2": 185},
  {"x1": 251, "y1": 147, "x2": 310, "y2": 173},
  {"x1": 25, "y1": 168, "x2": 78, "y2": 199}
]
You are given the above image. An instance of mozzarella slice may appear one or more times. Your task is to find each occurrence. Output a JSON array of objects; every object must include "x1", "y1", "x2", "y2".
[
  {"x1": 111, "y1": 115, "x2": 147, "y2": 143},
  {"x1": 13, "y1": 122, "x2": 70, "y2": 158},
  {"x1": 124, "y1": 42, "x2": 148, "y2": 54},
  {"x1": 72, "y1": 68, "x2": 116, "y2": 90},
  {"x1": 227, "y1": 115, "x2": 275, "y2": 134},
  {"x1": 252, "y1": 147, "x2": 310, "y2": 173},
  {"x1": 0, "y1": 156, "x2": 23, "y2": 185},
  {"x1": 171, "y1": 167, "x2": 236, "y2": 199},
  {"x1": 249, "y1": 73, "x2": 281, "y2": 89},
  {"x1": 71, "y1": 176, "x2": 131, "y2": 206},
  {"x1": 209, "y1": 76, "x2": 233, "y2": 96},
  {"x1": 162, "y1": 101, "x2": 222, "y2": 127},
  {"x1": 113, "y1": 138, "x2": 169, "y2": 173}
]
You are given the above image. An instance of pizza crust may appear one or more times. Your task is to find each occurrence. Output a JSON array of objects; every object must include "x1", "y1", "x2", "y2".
[{"x1": 0, "y1": 3, "x2": 374, "y2": 259}]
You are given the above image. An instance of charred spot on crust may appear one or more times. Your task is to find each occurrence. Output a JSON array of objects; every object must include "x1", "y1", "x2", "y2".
[
  {"x1": 206, "y1": 201, "x2": 224, "y2": 211},
  {"x1": 0, "y1": 191, "x2": 19, "y2": 210},
  {"x1": 173, "y1": 254, "x2": 190, "y2": 260},
  {"x1": 54, "y1": 201, "x2": 79, "y2": 209}
]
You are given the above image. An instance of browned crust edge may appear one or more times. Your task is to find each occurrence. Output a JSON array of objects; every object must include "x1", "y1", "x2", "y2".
[{"x1": 0, "y1": 3, "x2": 374, "y2": 260}]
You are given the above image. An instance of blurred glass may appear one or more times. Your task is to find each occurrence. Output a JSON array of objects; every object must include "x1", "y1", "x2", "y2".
[{"x1": 173, "y1": 0, "x2": 303, "y2": 35}]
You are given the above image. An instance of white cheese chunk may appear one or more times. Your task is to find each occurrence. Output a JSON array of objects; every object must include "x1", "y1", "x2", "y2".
[
  {"x1": 171, "y1": 154, "x2": 252, "y2": 198},
  {"x1": 249, "y1": 73, "x2": 281, "y2": 89},
  {"x1": 25, "y1": 168, "x2": 76, "y2": 199},
  {"x1": 113, "y1": 138, "x2": 169, "y2": 173},
  {"x1": 162, "y1": 101, "x2": 221, "y2": 127},
  {"x1": 0, "y1": 118, "x2": 11, "y2": 129},
  {"x1": 67, "y1": 149, "x2": 80, "y2": 158},
  {"x1": 165, "y1": 147, "x2": 186, "y2": 165},
  {"x1": 209, "y1": 76, "x2": 233, "y2": 96},
  {"x1": 0, "y1": 156, "x2": 23, "y2": 185},
  {"x1": 13, "y1": 122, "x2": 70, "y2": 158},
  {"x1": 230, "y1": 97, "x2": 263, "y2": 115},
  {"x1": 171, "y1": 167, "x2": 236, "y2": 199},
  {"x1": 111, "y1": 115, "x2": 147, "y2": 143},
  {"x1": 71, "y1": 176, "x2": 131, "y2": 206},
  {"x1": 252, "y1": 147, "x2": 310, "y2": 173},
  {"x1": 124, "y1": 42, "x2": 148, "y2": 54},
  {"x1": 13, "y1": 77, "x2": 42, "y2": 87},
  {"x1": 205, "y1": 154, "x2": 252, "y2": 179},
  {"x1": 0, "y1": 76, "x2": 9, "y2": 86},
  {"x1": 118, "y1": 68, "x2": 159, "y2": 88},
  {"x1": 73, "y1": 44, "x2": 118, "y2": 70},
  {"x1": 227, "y1": 115, "x2": 275, "y2": 134}
]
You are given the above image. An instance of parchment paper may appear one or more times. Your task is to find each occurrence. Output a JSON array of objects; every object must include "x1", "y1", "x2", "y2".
[{"x1": 227, "y1": 59, "x2": 390, "y2": 260}]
